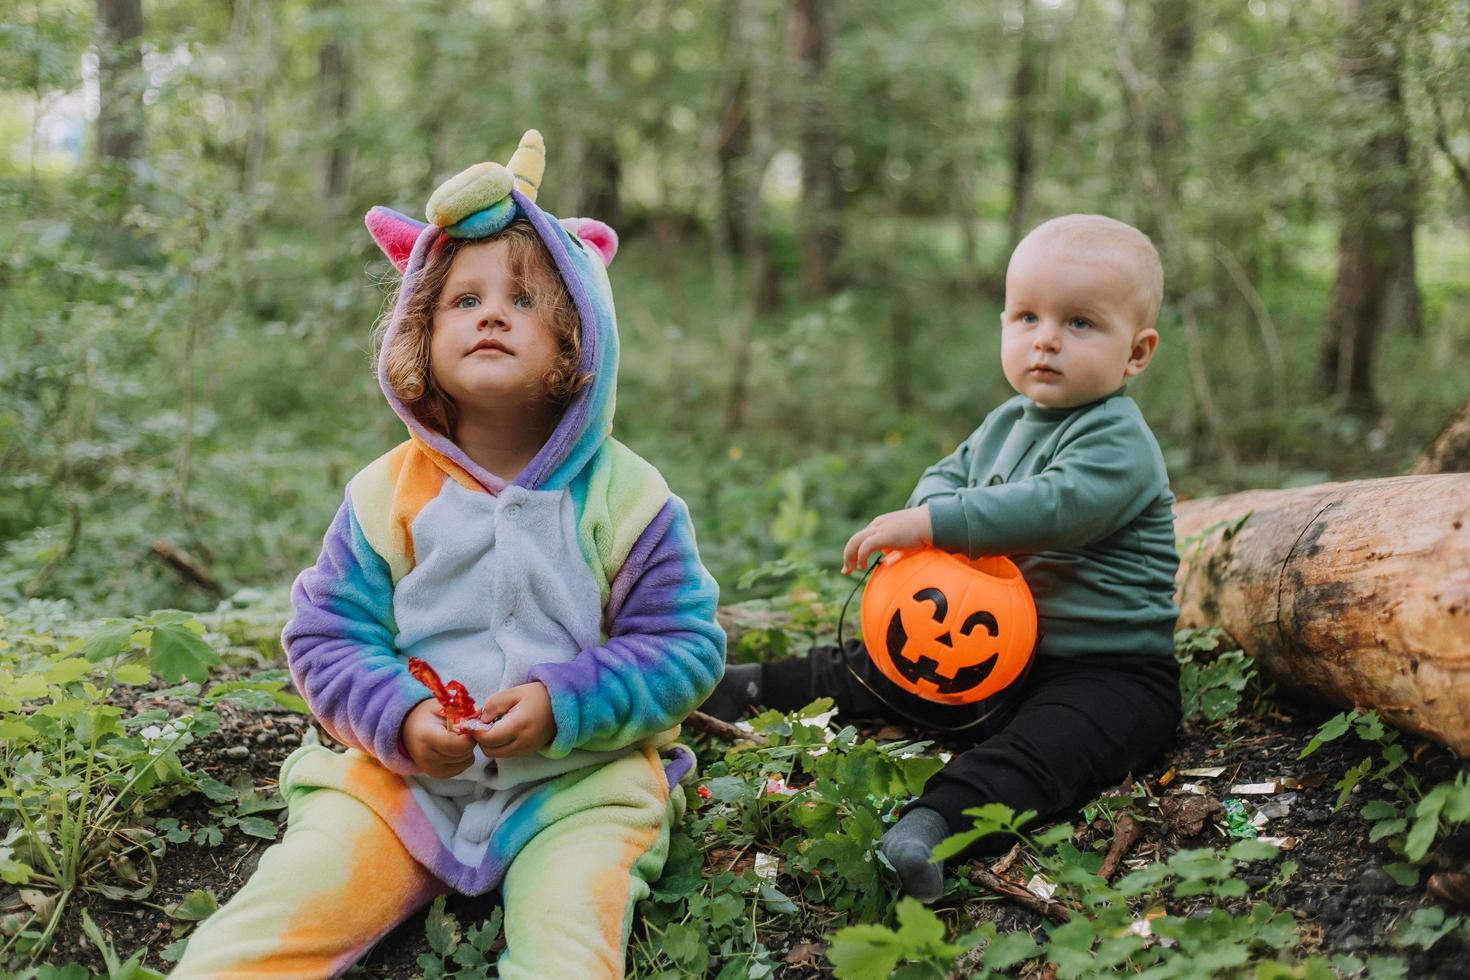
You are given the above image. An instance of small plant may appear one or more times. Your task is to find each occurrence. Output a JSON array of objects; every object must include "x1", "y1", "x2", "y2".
[
  {"x1": 825, "y1": 898, "x2": 972, "y2": 979},
  {"x1": 0, "y1": 607, "x2": 295, "y2": 967},
  {"x1": 1299, "y1": 709, "x2": 1470, "y2": 887},
  {"x1": 414, "y1": 896, "x2": 503, "y2": 979},
  {"x1": 631, "y1": 698, "x2": 944, "y2": 977},
  {"x1": 1175, "y1": 626, "x2": 1260, "y2": 724}
]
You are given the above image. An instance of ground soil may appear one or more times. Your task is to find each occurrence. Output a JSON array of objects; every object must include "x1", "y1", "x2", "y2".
[{"x1": 19, "y1": 687, "x2": 1470, "y2": 978}]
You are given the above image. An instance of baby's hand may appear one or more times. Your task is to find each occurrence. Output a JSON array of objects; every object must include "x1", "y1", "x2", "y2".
[
  {"x1": 402, "y1": 698, "x2": 476, "y2": 778},
  {"x1": 842, "y1": 505, "x2": 934, "y2": 575},
  {"x1": 471, "y1": 682, "x2": 557, "y2": 758}
]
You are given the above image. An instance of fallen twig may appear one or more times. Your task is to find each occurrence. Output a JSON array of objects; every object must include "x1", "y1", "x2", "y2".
[
  {"x1": 990, "y1": 842, "x2": 1021, "y2": 876},
  {"x1": 1098, "y1": 814, "x2": 1143, "y2": 882},
  {"x1": 969, "y1": 866, "x2": 1070, "y2": 924},
  {"x1": 150, "y1": 538, "x2": 225, "y2": 597},
  {"x1": 685, "y1": 709, "x2": 767, "y2": 746}
]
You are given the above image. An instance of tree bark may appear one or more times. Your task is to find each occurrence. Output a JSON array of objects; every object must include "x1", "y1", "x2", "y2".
[
  {"x1": 1318, "y1": 0, "x2": 1420, "y2": 414},
  {"x1": 790, "y1": 0, "x2": 842, "y2": 298},
  {"x1": 1174, "y1": 475, "x2": 1470, "y2": 755},
  {"x1": 95, "y1": 0, "x2": 144, "y2": 166}
]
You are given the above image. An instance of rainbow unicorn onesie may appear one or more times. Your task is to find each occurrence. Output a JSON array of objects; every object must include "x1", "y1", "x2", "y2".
[{"x1": 172, "y1": 131, "x2": 725, "y2": 979}]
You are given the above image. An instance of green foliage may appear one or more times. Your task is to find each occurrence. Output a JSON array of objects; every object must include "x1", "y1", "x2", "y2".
[
  {"x1": 0, "y1": 604, "x2": 298, "y2": 968},
  {"x1": 826, "y1": 898, "x2": 969, "y2": 979},
  {"x1": 822, "y1": 793, "x2": 1333, "y2": 979},
  {"x1": 631, "y1": 699, "x2": 944, "y2": 976},
  {"x1": 1300, "y1": 709, "x2": 1470, "y2": 888},
  {"x1": 414, "y1": 896, "x2": 503, "y2": 979},
  {"x1": 1175, "y1": 628, "x2": 1260, "y2": 724}
]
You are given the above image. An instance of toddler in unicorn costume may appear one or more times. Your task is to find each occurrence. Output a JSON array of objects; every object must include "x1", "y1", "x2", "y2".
[{"x1": 172, "y1": 131, "x2": 725, "y2": 979}]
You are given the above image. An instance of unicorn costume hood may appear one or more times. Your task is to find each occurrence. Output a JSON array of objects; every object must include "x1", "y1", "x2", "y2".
[
  {"x1": 280, "y1": 131, "x2": 725, "y2": 895},
  {"x1": 364, "y1": 130, "x2": 624, "y2": 494}
]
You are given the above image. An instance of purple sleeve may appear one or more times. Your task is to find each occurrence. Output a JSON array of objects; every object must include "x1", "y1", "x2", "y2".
[
  {"x1": 527, "y1": 497, "x2": 726, "y2": 758},
  {"x1": 281, "y1": 494, "x2": 430, "y2": 774}
]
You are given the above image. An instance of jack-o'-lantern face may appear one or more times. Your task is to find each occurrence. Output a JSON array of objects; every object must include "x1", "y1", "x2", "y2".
[
  {"x1": 884, "y1": 587, "x2": 1002, "y2": 695},
  {"x1": 860, "y1": 548, "x2": 1037, "y2": 705}
]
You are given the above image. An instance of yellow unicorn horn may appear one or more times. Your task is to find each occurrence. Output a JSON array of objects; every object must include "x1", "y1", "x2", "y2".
[{"x1": 508, "y1": 130, "x2": 545, "y2": 202}]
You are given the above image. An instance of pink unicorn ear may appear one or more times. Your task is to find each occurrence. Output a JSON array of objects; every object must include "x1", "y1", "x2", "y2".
[
  {"x1": 559, "y1": 217, "x2": 619, "y2": 267},
  {"x1": 365, "y1": 206, "x2": 430, "y2": 272}
]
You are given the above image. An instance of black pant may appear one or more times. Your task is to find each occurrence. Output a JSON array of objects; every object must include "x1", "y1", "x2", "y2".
[{"x1": 762, "y1": 640, "x2": 1181, "y2": 855}]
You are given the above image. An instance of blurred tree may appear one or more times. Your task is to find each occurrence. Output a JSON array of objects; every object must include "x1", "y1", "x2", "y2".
[
  {"x1": 1319, "y1": 0, "x2": 1421, "y2": 415},
  {"x1": 790, "y1": 0, "x2": 842, "y2": 297},
  {"x1": 95, "y1": 0, "x2": 143, "y2": 166},
  {"x1": 1005, "y1": 0, "x2": 1039, "y2": 252},
  {"x1": 315, "y1": 0, "x2": 352, "y2": 211}
]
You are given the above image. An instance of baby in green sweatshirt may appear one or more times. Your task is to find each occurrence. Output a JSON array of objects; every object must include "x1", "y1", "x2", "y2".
[{"x1": 703, "y1": 214, "x2": 1183, "y2": 902}]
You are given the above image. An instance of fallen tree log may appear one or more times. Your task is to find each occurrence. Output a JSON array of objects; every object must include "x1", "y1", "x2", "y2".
[{"x1": 1174, "y1": 474, "x2": 1470, "y2": 756}]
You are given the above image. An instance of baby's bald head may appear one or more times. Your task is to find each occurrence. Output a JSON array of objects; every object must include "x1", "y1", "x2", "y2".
[{"x1": 1009, "y1": 215, "x2": 1164, "y2": 332}]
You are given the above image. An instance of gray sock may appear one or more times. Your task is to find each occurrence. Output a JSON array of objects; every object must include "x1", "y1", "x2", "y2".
[
  {"x1": 880, "y1": 807, "x2": 950, "y2": 903},
  {"x1": 698, "y1": 662, "x2": 763, "y2": 721}
]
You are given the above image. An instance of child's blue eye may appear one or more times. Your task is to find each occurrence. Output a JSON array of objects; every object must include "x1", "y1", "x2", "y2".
[
  {"x1": 454, "y1": 295, "x2": 480, "y2": 309},
  {"x1": 513, "y1": 293, "x2": 534, "y2": 310},
  {"x1": 1020, "y1": 313, "x2": 1039, "y2": 324},
  {"x1": 1069, "y1": 317, "x2": 1092, "y2": 330}
]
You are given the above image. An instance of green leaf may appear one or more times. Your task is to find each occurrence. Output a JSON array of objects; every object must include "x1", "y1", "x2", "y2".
[
  {"x1": 827, "y1": 923, "x2": 903, "y2": 980},
  {"x1": 980, "y1": 929, "x2": 1040, "y2": 970},
  {"x1": 0, "y1": 718, "x2": 37, "y2": 744},
  {"x1": 81, "y1": 620, "x2": 137, "y2": 662},
  {"x1": 893, "y1": 896, "x2": 952, "y2": 950},
  {"x1": 114, "y1": 663, "x2": 154, "y2": 686},
  {"x1": 1368, "y1": 818, "x2": 1406, "y2": 843},
  {"x1": 1391, "y1": 906, "x2": 1461, "y2": 950},
  {"x1": 194, "y1": 774, "x2": 238, "y2": 803},
  {"x1": 1404, "y1": 788, "x2": 1448, "y2": 862},
  {"x1": 759, "y1": 882, "x2": 799, "y2": 915},
  {"x1": 1225, "y1": 839, "x2": 1280, "y2": 861},
  {"x1": 43, "y1": 657, "x2": 92, "y2": 685},
  {"x1": 1383, "y1": 862, "x2": 1420, "y2": 887},
  {"x1": 1299, "y1": 711, "x2": 1354, "y2": 759},
  {"x1": 169, "y1": 889, "x2": 219, "y2": 922},
  {"x1": 423, "y1": 895, "x2": 461, "y2": 956},
  {"x1": 235, "y1": 816, "x2": 279, "y2": 840},
  {"x1": 661, "y1": 922, "x2": 707, "y2": 968},
  {"x1": 1359, "y1": 799, "x2": 1398, "y2": 821},
  {"x1": 149, "y1": 624, "x2": 220, "y2": 684}
]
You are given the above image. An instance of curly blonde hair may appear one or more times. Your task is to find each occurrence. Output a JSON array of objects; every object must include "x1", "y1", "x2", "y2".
[{"x1": 373, "y1": 219, "x2": 590, "y2": 436}]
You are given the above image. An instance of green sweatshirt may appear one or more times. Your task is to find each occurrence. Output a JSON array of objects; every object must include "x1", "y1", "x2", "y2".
[{"x1": 908, "y1": 389, "x2": 1179, "y2": 659}]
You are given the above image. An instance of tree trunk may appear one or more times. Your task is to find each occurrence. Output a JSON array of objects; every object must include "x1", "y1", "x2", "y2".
[
  {"x1": 1412, "y1": 396, "x2": 1470, "y2": 475},
  {"x1": 1174, "y1": 475, "x2": 1470, "y2": 755},
  {"x1": 1117, "y1": 0, "x2": 1237, "y2": 474},
  {"x1": 721, "y1": 0, "x2": 776, "y2": 434},
  {"x1": 1318, "y1": 0, "x2": 1419, "y2": 414},
  {"x1": 714, "y1": 0, "x2": 752, "y2": 257},
  {"x1": 95, "y1": 0, "x2": 144, "y2": 166},
  {"x1": 316, "y1": 0, "x2": 352, "y2": 209},
  {"x1": 1005, "y1": 0, "x2": 1038, "y2": 251},
  {"x1": 790, "y1": 0, "x2": 842, "y2": 298}
]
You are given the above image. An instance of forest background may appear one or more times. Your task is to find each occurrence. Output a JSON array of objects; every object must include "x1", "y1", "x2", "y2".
[
  {"x1": 3, "y1": 0, "x2": 1470, "y2": 976},
  {"x1": 3, "y1": 0, "x2": 1469, "y2": 615}
]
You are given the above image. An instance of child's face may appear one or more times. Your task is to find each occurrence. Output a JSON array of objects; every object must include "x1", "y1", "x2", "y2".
[
  {"x1": 429, "y1": 239, "x2": 560, "y2": 415},
  {"x1": 999, "y1": 242, "x2": 1158, "y2": 409}
]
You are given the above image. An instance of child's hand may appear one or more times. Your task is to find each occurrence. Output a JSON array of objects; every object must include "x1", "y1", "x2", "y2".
[
  {"x1": 842, "y1": 505, "x2": 934, "y2": 575},
  {"x1": 471, "y1": 682, "x2": 557, "y2": 758},
  {"x1": 402, "y1": 698, "x2": 476, "y2": 778}
]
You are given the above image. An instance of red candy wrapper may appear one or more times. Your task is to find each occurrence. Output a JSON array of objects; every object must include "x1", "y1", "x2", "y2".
[{"x1": 408, "y1": 657, "x2": 494, "y2": 734}]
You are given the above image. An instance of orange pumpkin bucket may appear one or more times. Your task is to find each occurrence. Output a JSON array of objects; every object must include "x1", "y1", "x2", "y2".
[{"x1": 859, "y1": 547, "x2": 1038, "y2": 705}]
